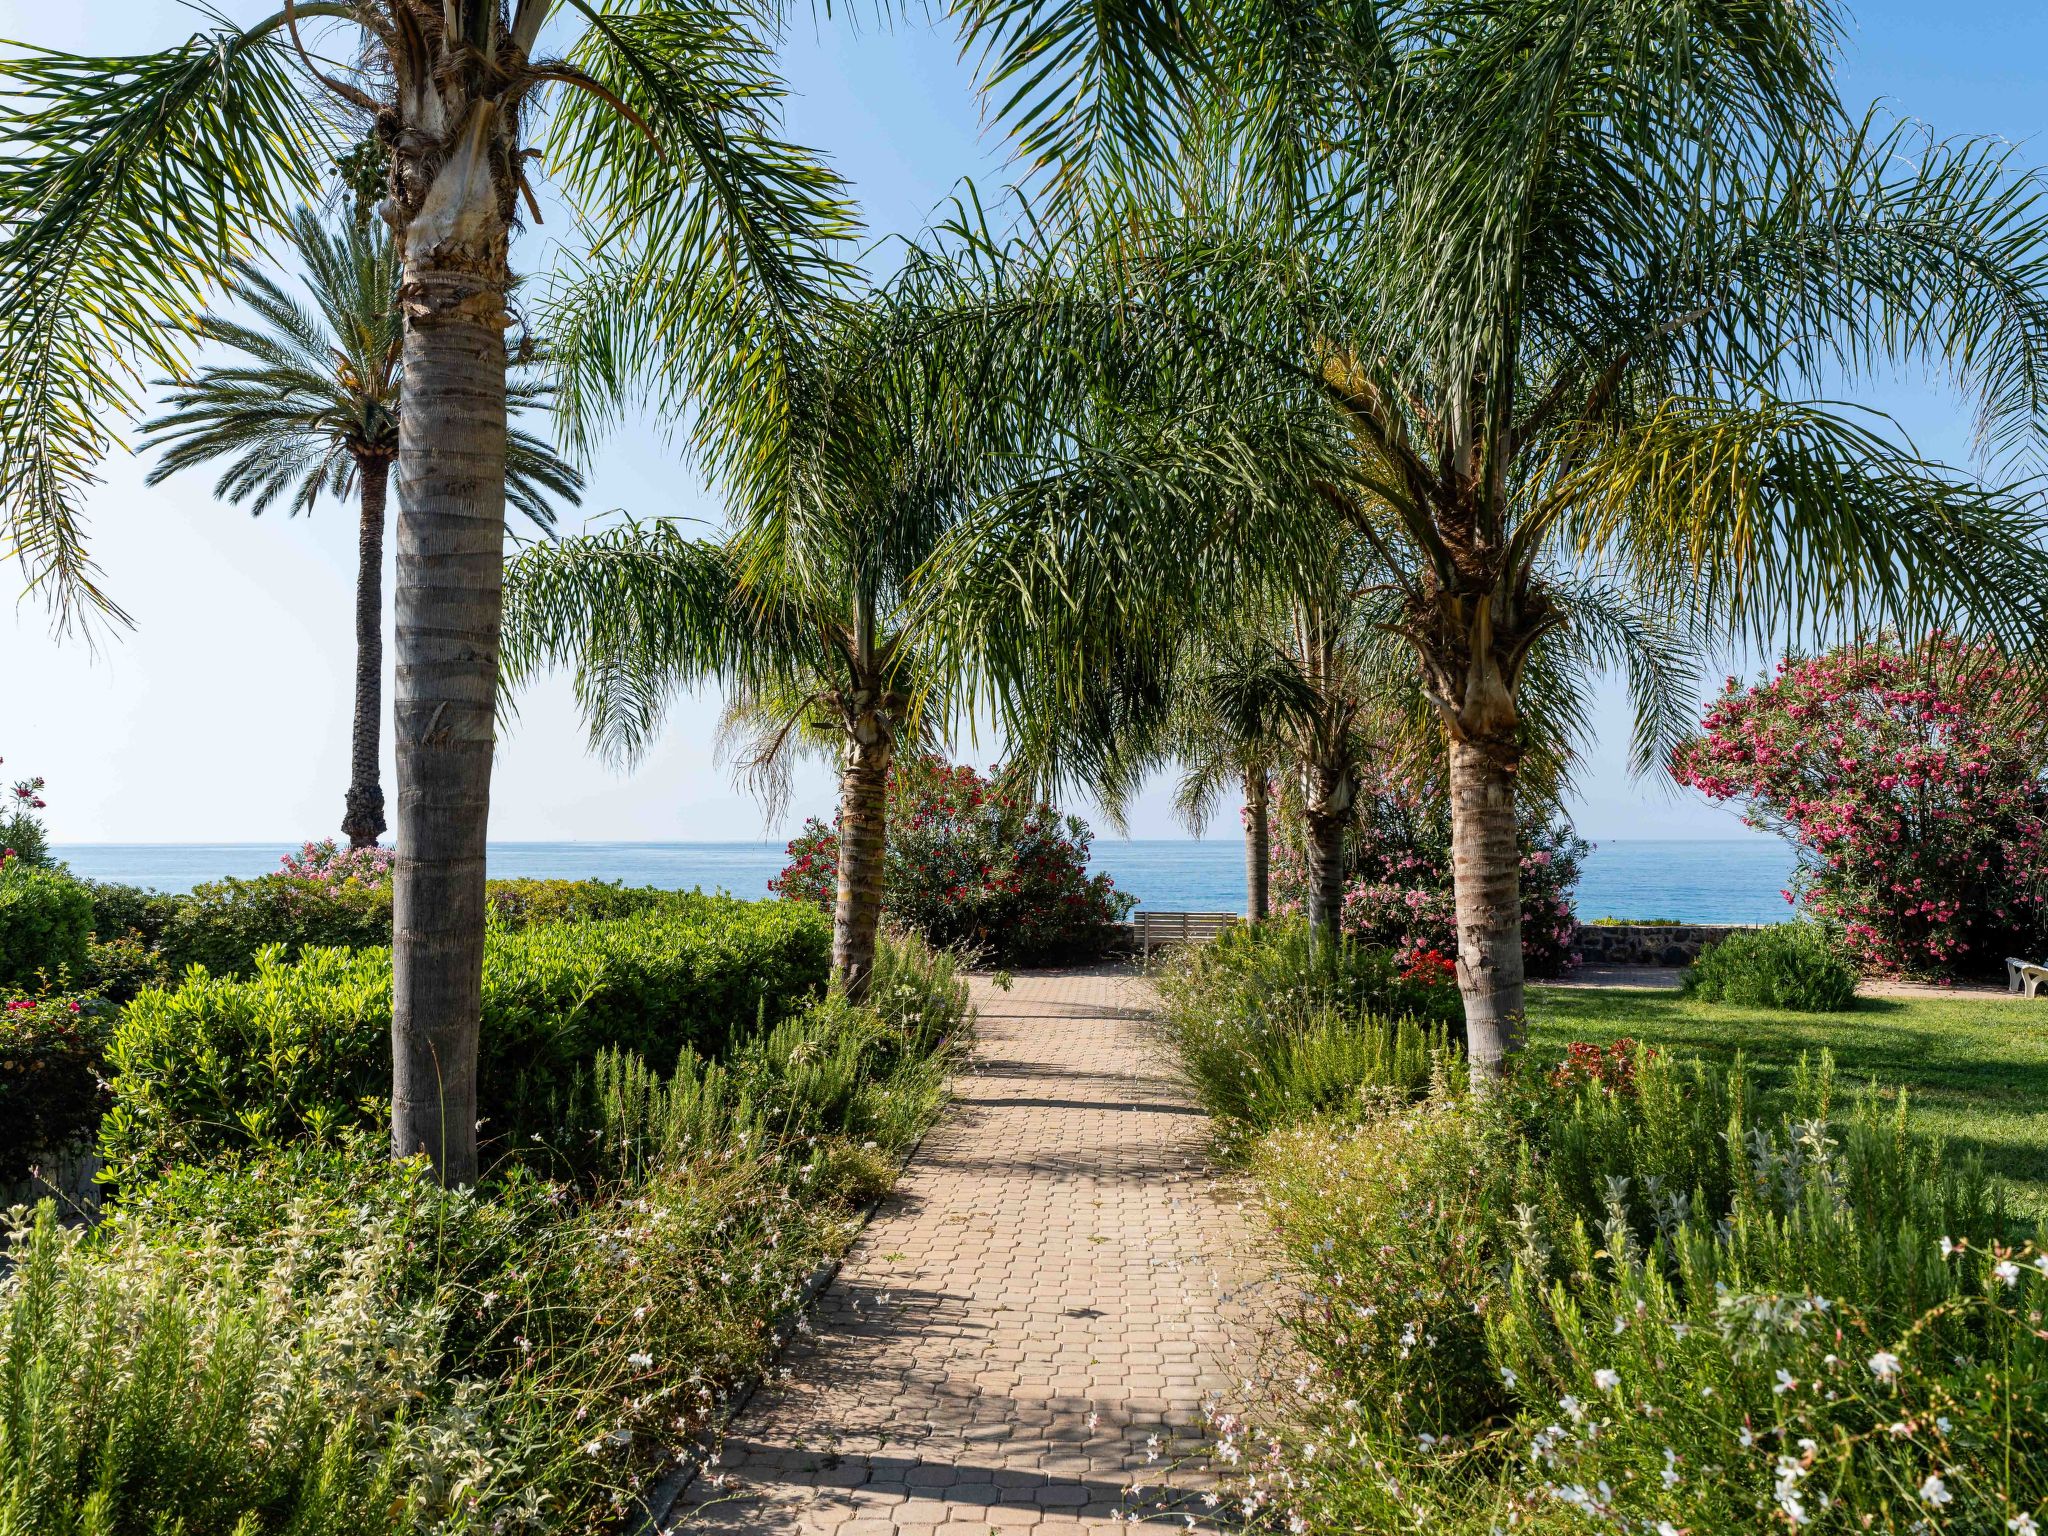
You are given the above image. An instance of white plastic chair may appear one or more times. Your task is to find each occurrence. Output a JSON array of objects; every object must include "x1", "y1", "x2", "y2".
[{"x1": 2005, "y1": 957, "x2": 2048, "y2": 997}]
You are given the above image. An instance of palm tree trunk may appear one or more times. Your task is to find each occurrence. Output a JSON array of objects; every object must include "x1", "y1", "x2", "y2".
[
  {"x1": 1449, "y1": 735, "x2": 1524, "y2": 1085},
  {"x1": 1243, "y1": 765, "x2": 1270, "y2": 921},
  {"x1": 341, "y1": 456, "x2": 390, "y2": 848},
  {"x1": 1302, "y1": 762, "x2": 1349, "y2": 940},
  {"x1": 389, "y1": 235, "x2": 508, "y2": 1187},
  {"x1": 832, "y1": 736, "x2": 892, "y2": 1000}
]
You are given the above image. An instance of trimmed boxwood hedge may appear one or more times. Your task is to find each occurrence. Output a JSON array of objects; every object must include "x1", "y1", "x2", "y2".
[{"x1": 98, "y1": 897, "x2": 830, "y2": 1187}]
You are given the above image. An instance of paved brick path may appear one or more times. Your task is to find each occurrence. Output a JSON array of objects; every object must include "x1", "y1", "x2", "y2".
[{"x1": 677, "y1": 969, "x2": 1257, "y2": 1535}]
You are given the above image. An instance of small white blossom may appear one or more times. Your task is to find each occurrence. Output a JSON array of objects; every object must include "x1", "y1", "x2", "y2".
[
  {"x1": 1869, "y1": 1351, "x2": 1902, "y2": 1380},
  {"x1": 1593, "y1": 1368, "x2": 1620, "y2": 1391},
  {"x1": 1994, "y1": 1260, "x2": 2020, "y2": 1288},
  {"x1": 1921, "y1": 1474, "x2": 1953, "y2": 1506}
]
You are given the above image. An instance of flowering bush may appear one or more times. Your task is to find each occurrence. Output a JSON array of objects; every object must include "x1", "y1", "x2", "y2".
[
  {"x1": 1547, "y1": 1035, "x2": 1650, "y2": 1096},
  {"x1": 773, "y1": 757, "x2": 1136, "y2": 965},
  {"x1": 1209, "y1": 1046, "x2": 2040, "y2": 1535},
  {"x1": 278, "y1": 835, "x2": 395, "y2": 886},
  {"x1": 1673, "y1": 635, "x2": 2048, "y2": 978},
  {"x1": 1272, "y1": 771, "x2": 1588, "y2": 976},
  {"x1": 0, "y1": 756, "x2": 52, "y2": 869}
]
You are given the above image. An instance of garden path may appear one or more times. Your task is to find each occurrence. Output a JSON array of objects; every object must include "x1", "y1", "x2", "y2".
[{"x1": 673, "y1": 968, "x2": 1264, "y2": 1535}]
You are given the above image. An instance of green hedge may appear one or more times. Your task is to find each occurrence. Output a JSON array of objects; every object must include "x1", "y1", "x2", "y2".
[
  {"x1": 1682, "y1": 921, "x2": 1859, "y2": 1011},
  {"x1": 80, "y1": 873, "x2": 726, "y2": 979},
  {"x1": 99, "y1": 897, "x2": 830, "y2": 1186},
  {"x1": 0, "y1": 863, "x2": 92, "y2": 989}
]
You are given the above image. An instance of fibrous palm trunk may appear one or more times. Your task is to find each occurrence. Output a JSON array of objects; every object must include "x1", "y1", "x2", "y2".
[
  {"x1": 1449, "y1": 735, "x2": 1524, "y2": 1084},
  {"x1": 1243, "y1": 765, "x2": 1270, "y2": 921},
  {"x1": 832, "y1": 735, "x2": 892, "y2": 1000},
  {"x1": 342, "y1": 457, "x2": 391, "y2": 848},
  {"x1": 389, "y1": 231, "x2": 508, "y2": 1187},
  {"x1": 1302, "y1": 762, "x2": 1350, "y2": 940}
]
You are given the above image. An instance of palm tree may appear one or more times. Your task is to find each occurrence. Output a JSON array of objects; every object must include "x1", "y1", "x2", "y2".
[
  {"x1": 0, "y1": 2, "x2": 852, "y2": 1182},
  {"x1": 503, "y1": 286, "x2": 1017, "y2": 998},
  {"x1": 140, "y1": 207, "x2": 582, "y2": 849},
  {"x1": 942, "y1": 0, "x2": 2048, "y2": 1082}
]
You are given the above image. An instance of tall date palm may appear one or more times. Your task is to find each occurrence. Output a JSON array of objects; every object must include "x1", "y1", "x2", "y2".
[
  {"x1": 0, "y1": 1, "x2": 852, "y2": 1181},
  {"x1": 945, "y1": 0, "x2": 2048, "y2": 1081},
  {"x1": 140, "y1": 207, "x2": 582, "y2": 848}
]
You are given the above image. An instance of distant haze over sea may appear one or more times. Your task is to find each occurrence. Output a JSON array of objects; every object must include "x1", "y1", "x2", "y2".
[{"x1": 53, "y1": 838, "x2": 1796, "y2": 925}]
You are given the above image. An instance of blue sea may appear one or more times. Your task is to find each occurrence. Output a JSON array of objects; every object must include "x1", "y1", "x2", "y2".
[{"x1": 50, "y1": 838, "x2": 1797, "y2": 924}]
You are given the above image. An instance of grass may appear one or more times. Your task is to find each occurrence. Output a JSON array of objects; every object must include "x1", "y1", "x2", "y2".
[{"x1": 1528, "y1": 984, "x2": 2048, "y2": 1227}]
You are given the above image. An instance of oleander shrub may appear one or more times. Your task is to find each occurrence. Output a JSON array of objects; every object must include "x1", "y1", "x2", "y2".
[
  {"x1": 1269, "y1": 769, "x2": 1589, "y2": 976},
  {"x1": 0, "y1": 994, "x2": 111, "y2": 1182},
  {"x1": 0, "y1": 759, "x2": 53, "y2": 869},
  {"x1": 1673, "y1": 634, "x2": 2048, "y2": 979},
  {"x1": 0, "y1": 860, "x2": 92, "y2": 988},
  {"x1": 774, "y1": 756, "x2": 1135, "y2": 965},
  {"x1": 100, "y1": 899, "x2": 831, "y2": 1186},
  {"x1": 1684, "y1": 922, "x2": 1859, "y2": 1011}
]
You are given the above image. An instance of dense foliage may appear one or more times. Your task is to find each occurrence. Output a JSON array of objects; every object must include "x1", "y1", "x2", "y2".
[
  {"x1": 1154, "y1": 920, "x2": 1461, "y2": 1150},
  {"x1": 1685, "y1": 922, "x2": 1861, "y2": 1012},
  {"x1": 1160, "y1": 933, "x2": 2044, "y2": 1535},
  {"x1": 0, "y1": 859, "x2": 91, "y2": 989},
  {"x1": 1271, "y1": 771, "x2": 1588, "y2": 976},
  {"x1": 774, "y1": 758, "x2": 1135, "y2": 965},
  {"x1": 1674, "y1": 636, "x2": 2048, "y2": 978},
  {"x1": 100, "y1": 898, "x2": 831, "y2": 1187},
  {"x1": 0, "y1": 994, "x2": 110, "y2": 1181},
  {"x1": 3, "y1": 932, "x2": 969, "y2": 1536}
]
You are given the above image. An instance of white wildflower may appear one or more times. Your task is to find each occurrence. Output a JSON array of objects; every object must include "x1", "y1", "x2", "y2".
[
  {"x1": 1593, "y1": 1368, "x2": 1621, "y2": 1392},
  {"x1": 1920, "y1": 1473, "x2": 1952, "y2": 1506},
  {"x1": 1869, "y1": 1351, "x2": 1902, "y2": 1381}
]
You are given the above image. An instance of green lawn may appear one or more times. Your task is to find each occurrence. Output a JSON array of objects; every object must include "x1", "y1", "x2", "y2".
[{"x1": 1528, "y1": 985, "x2": 2048, "y2": 1228}]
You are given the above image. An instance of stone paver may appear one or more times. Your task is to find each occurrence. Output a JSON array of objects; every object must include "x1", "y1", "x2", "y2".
[{"x1": 675, "y1": 969, "x2": 1257, "y2": 1534}]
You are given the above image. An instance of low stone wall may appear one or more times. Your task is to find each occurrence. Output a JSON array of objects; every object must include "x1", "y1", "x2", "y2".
[{"x1": 1574, "y1": 922, "x2": 1759, "y2": 967}]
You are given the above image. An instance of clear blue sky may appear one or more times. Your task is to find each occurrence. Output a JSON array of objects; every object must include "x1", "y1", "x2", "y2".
[{"x1": 7, "y1": 1, "x2": 2044, "y2": 845}]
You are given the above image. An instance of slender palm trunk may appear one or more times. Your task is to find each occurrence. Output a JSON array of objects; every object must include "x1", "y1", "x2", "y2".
[
  {"x1": 389, "y1": 233, "x2": 508, "y2": 1187},
  {"x1": 1449, "y1": 735, "x2": 1524, "y2": 1085},
  {"x1": 832, "y1": 735, "x2": 892, "y2": 999},
  {"x1": 1243, "y1": 765, "x2": 1270, "y2": 921},
  {"x1": 1302, "y1": 762, "x2": 1349, "y2": 940},
  {"x1": 342, "y1": 457, "x2": 391, "y2": 848}
]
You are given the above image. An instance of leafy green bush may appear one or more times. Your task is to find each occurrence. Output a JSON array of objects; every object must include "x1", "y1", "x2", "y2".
[
  {"x1": 0, "y1": 862, "x2": 92, "y2": 988},
  {"x1": 28, "y1": 934, "x2": 967, "y2": 1536},
  {"x1": 1684, "y1": 921, "x2": 1859, "y2": 1011},
  {"x1": 0, "y1": 995, "x2": 111, "y2": 1181},
  {"x1": 1153, "y1": 918, "x2": 1461, "y2": 1148},
  {"x1": 80, "y1": 879, "x2": 183, "y2": 948},
  {"x1": 484, "y1": 877, "x2": 691, "y2": 927},
  {"x1": 155, "y1": 872, "x2": 394, "y2": 976},
  {"x1": 100, "y1": 898, "x2": 831, "y2": 1185}
]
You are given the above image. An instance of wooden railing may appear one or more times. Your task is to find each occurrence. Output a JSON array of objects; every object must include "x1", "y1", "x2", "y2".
[{"x1": 1133, "y1": 909, "x2": 1240, "y2": 961}]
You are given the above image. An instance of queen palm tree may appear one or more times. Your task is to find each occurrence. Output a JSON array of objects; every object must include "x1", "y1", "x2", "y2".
[
  {"x1": 0, "y1": 1, "x2": 853, "y2": 1182},
  {"x1": 502, "y1": 284, "x2": 1019, "y2": 998},
  {"x1": 940, "y1": 0, "x2": 2048, "y2": 1082},
  {"x1": 140, "y1": 207, "x2": 582, "y2": 849}
]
